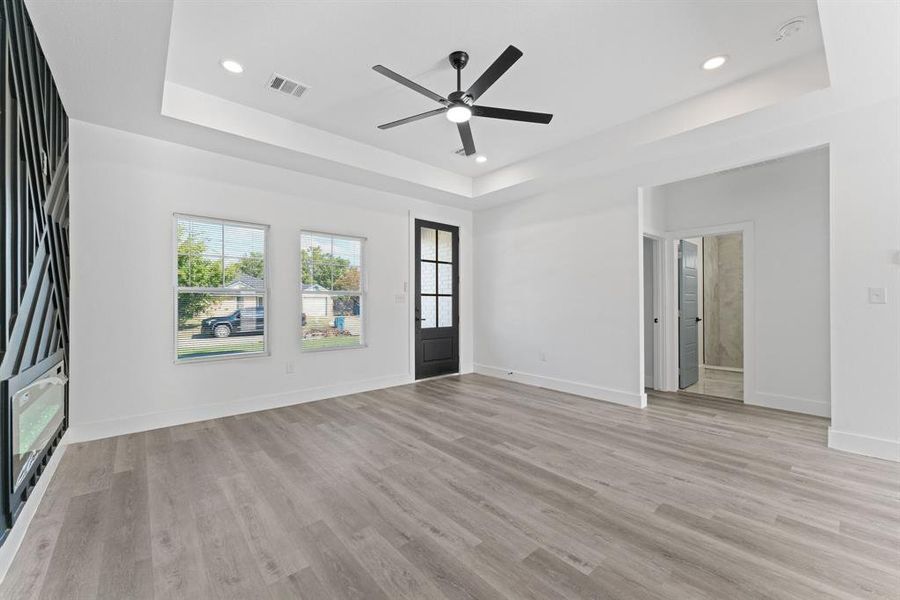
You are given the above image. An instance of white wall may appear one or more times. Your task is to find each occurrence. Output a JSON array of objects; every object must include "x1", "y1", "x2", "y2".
[
  {"x1": 68, "y1": 121, "x2": 473, "y2": 441},
  {"x1": 654, "y1": 149, "x2": 829, "y2": 413},
  {"x1": 474, "y1": 97, "x2": 899, "y2": 461},
  {"x1": 475, "y1": 176, "x2": 646, "y2": 407}
]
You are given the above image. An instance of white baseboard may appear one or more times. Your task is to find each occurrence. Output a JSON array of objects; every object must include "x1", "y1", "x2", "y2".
[
  {"x1": 474, "y1": 364, "x2": 646, "y2": 408},
  {"x1": 828, "y1": 427, "x2": 899, "y2": 462},
  {"x1": 0, "y1": 437, "x2": 68, "y2": 585},
  {"x1": 748, "y1": 391, "x2": 830, "y2": 417},
  {"x1": 66, "y1": 373, "x2": 413, "y2": 443}
]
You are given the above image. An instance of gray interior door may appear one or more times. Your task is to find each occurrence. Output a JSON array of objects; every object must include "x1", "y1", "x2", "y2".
[{"x1": 679, "y1": 240, "x2": 700, "y2": 388}]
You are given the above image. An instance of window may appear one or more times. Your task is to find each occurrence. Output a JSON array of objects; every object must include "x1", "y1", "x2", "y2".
[
  {"x1": 301, "y1": 231, "x2": 365, "y2": 351},
  {"x1": 174, "y1": 215, "x2": 268, "y2": 361}
]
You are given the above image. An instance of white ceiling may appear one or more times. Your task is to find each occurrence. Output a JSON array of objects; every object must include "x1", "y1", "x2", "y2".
[
  {"x1": 23, "y1": 0, "x2": 852, "y2": 209},
  {"x1": 165, "y1": 1, "x2": 824, "y2": 177}
]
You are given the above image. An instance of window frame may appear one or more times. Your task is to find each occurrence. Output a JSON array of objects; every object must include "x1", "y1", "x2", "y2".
[
  {"x1": 173, "y1": 213, "x2": 271, "y2": 364},
  {"x1": 300, "y1": 229, "x2": 368, "y2": 353}
]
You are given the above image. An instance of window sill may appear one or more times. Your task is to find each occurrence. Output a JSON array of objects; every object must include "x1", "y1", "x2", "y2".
[
  {"x1": 301, "y1": 343, "x2": 368, "y2": 354},
  {"x1": 174, "y1": 350, "x2": 270, "y2": 365}
]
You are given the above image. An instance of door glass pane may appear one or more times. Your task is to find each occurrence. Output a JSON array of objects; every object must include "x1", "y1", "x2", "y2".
[
  {"x1": 421, "y1": 296, "x2": 436, "y2": 328},
  {"x1": 420, "y1": 262, "x2": 436, "y2": 294},
  {"x1": 438, "y1": 296, "x2": 453, "y2": 327},
  {"x1": 438, "y1": 230, "x2": 452, "y2": 262},
  {"x1": 421, "y1": 228, "x2": 436, "y2": 260},
  {"x1": 438, "y1": 263, "x2": 453, "y2": 294}
]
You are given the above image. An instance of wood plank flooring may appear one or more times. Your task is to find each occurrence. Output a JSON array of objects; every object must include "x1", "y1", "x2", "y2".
[{"x1": 2, "y1": 374, "x2": 898, "y2": 599}]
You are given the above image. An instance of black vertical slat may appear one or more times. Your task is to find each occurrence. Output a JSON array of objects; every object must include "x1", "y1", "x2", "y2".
[
  {"x1": 47, "y1": 221, "x2": 66, "y2": 342},
  {"x1": 6, "y1": 5, "x2": 42, "y2": 213},
  {"x1": 15, "y1": 7, "x2": 46, "y2": 189},
  {"x1": 15, "y1": 139, "x2": 23, "y2": 304},
  {"x1": 23, "y1": 175, "x2": 28, "y2": 270},
  {"x1": 10, "y1": 133, "x2": 19, "y2": 310},
  {"x1": 3, "y1": 90, "x2": 13, "y2": 342}
]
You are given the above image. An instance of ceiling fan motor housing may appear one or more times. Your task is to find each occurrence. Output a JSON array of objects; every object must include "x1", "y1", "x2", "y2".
[
  {"x1": 448, "y1": 90, "x2": 474, "y2": 106},
  {"x1": 449, "y1": 51, "x2": 469, "y2": 71}
]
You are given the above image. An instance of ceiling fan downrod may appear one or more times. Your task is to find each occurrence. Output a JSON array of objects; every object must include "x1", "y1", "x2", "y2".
[{"x1": 449, "y1": 50, "x2": 469, "y2": 93}]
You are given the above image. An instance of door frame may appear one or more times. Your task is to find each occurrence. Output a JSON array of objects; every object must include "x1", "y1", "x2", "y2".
[
  {"x1": 654, "y1": 221, "x2": 754, "y2": 404},
  {"x1": 641, "y1": 235, "x2": 666, "y2": 392},
  {"x1": 407, "y1": 213, "x2": 463, "y2": 380}
]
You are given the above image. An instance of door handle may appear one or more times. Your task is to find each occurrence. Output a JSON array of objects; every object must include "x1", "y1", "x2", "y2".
[{"x1": 695, "y1": 317, "x2": 702, "y2": 323}]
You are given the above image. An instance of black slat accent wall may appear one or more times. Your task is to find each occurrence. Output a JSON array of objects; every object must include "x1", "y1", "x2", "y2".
[
  {"x1": 0, "y1": 0, "x2": 68, "y2": 377},
  {"x1": 0, "y1": 0, "x2": 68, "y2": 541}
]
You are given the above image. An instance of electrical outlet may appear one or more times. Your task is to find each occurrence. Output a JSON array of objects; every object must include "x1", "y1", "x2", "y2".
[
  {"x1": 285, "y1": 361, "x2": 295, "y2": 374},
  {"x1": 868, "y1": 287, "x2": 887, "y2": 304},
  {"x1": 394, "y1": 293, "x2": 406, "y2": 304}
]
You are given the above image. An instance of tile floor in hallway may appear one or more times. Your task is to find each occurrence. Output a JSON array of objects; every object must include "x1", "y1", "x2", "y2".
[{"x1": 684, "y1": 365, "x2": 743, "y2": 400}]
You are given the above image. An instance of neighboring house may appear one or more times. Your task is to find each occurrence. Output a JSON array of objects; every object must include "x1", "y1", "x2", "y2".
[
  {"x1": 226, "y1": 274, "x2": 265, "y2": 293},
  {"x1": 301, "y1": 283, "x2": 361, "y2": 335},
  {"x1": 302, "y1": 283, "x2": 331, "y2": 317},
  {"x1": 199, "y1": 275, "x2": 266, "y2": 315}
]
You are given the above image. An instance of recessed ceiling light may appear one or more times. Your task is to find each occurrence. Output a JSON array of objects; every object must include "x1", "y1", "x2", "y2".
[
  {"x1": 446, "y1": 105, "x2": 472, "y2": 123},
  {"x1": 221, "y1": 59, "x2": 244, "y2": 74},
  {"x1": 475, "y1": 155, "x2": 487, "y2": 163},
  {"x1": 702, "y1": 55, "x2": 728, "y2": 71}
]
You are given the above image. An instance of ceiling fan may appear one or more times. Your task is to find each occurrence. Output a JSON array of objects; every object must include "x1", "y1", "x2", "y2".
[{"x1": 372, "y1": 45, "x2": 553, "y2": 156}]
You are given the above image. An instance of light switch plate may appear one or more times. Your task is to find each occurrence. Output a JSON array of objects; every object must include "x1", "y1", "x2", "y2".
[{"x1": 868, "y1": 287, "x2": 887, "y2": 304}]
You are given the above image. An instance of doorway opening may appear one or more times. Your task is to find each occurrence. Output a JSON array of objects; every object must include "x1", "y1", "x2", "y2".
[{"x1": 677, "y1": 234, "x2": 743, "y2": 401}]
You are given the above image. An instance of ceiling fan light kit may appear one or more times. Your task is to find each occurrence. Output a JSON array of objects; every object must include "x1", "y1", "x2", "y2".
[{"x1": 373, "y1": 45, "x2": 553, "y2": 156}]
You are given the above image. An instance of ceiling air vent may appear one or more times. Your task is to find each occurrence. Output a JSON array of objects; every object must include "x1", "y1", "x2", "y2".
[
  {"x1": 775, "y1": 17, "x2": 805, "y2": 42},
  {"x1": 267, "y1": 73, "x2": 309, "y2": 99}
]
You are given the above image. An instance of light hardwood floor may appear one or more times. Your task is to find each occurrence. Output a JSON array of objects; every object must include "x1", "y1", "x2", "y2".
[{"x1": 2, "y1": 374, "x2": 898, "y2": 599}]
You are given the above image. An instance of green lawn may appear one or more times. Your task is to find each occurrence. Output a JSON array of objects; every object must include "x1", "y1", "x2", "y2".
[
  {"x1": 178, "y1": 337, "x2": 264, "y2": 359},
  {"x1": 302, "y1": 335, "x2": 361, "y2": 351}
]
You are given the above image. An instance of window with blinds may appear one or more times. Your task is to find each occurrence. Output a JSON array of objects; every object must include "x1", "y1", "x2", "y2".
[
  {"x1": 300, "y1": 231, "x2": 365, "y2": 351},
  {"x1": 175, "y1": 215, "x2": 268, "y2": 361}
]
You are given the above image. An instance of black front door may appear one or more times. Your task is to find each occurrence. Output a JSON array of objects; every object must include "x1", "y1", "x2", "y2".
[{"x1": 415, "y1": 220, "x2": 459, "y2": 379}]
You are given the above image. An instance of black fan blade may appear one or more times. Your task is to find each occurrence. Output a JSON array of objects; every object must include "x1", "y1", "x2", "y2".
[
  {"x1": 465, "y1": 45, "x2": 523, "y2": 101},
  {"x1": 472, "y1": 105, "x2": 553, "y2": 124},
  {"x1": 378, "y1": 107, "x2": 448, "y2": 130},
  {"x1": 457, "y1": 121, "x2": 476, "y2": 156},
  {"x1": 372, "y1": 65, "x2": 449, "y2": 105}
]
